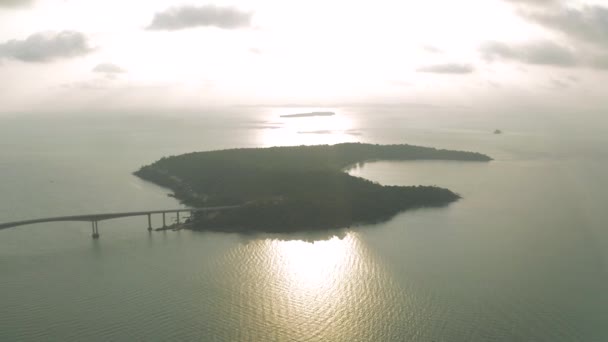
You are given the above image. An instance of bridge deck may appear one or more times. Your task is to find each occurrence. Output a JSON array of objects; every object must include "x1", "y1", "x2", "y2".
[{"x1": 0, "y1": 206, "x2": 240, "y2": 230}]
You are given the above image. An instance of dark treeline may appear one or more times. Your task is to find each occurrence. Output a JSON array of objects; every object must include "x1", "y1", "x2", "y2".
[{"x1": 134, "y1": 143, "x2": 491, "y2": 232}]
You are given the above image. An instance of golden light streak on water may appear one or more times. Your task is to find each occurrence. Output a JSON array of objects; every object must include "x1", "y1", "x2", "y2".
[
  {"x1": 271, "y1": 234, "x2": 358, "y2": 293},
  {"x1": 257, "y1": 107, "x2": 360, "y2": 147}
]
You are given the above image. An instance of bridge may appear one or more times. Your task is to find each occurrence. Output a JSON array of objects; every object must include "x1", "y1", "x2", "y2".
[{"x1": 0, "y1": 206, "x2": 240, "y2": 239}]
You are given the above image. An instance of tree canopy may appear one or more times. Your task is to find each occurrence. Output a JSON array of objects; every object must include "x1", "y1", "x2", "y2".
[{"x1": 135, "y1": 143, "x2": 491, "y2": 232}]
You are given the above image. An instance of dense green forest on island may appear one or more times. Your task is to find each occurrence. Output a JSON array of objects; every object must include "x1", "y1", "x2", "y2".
[{"x1": 134, "y1": 143, "x2": 491, "y2": 232}]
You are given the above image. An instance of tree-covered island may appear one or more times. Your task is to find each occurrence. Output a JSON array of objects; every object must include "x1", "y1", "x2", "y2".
[{"x1": 134, "y1": 143, "x2": 492, "y2": 233}]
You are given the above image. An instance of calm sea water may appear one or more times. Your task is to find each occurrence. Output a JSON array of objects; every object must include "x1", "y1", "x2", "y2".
[{"x1": 1, "y1": 107, "x2": 607, "y2": 341}]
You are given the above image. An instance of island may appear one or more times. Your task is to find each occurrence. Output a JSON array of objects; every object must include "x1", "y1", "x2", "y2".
[
  {"x1": 134, "y1": 143, "x2": 492, "y2": 233},
  {"x1": 280, "y1": 111, "x2": 335, "y2": 118}
]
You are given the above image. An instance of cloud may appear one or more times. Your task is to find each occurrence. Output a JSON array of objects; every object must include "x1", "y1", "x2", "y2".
[
  {"x1": 550, "y1": 78, "x2": 569, "y2": 89},
  {"x1": 503, "y1": 0, "x2": 560, "y2": 6},
  {"x1": 589, "y1": 54, "x2": 608, "y2": 70},
  {"x1": 421, "y1": 44, "x2": 443, "y2": 54},
  {"x1": 416, "y1": 63, "x2": 474, "y2": 74},
  {"x1": 0, "y1": 0, "x2": 33, "y2": 8},
  {"x1": 93, "y1": 63, "x2": 125, "y2": 74},
  {"x1": 494, "y1": 3, "x2": 608, "y2": 70},
  {"x1": 0, "y1": 31, "x2": 93, "y2": 62},
  {"x1": 59, "y1": 79, "x2": 110, "y2": 91},
  {"x1": 147, "y1": 5, "x2": 252, "y2": 30},
  {"x1": 92, "y1": 63, "x2": 126, "y2": 79},
  {"x1": 480, "y1": 40, "x2": 577, "y2": 66},
  {"x1": 522, "y1": 5, "x2": 608, "y2": 49}
]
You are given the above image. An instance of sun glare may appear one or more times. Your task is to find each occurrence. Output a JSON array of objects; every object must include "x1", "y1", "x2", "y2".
[
  {"x1": 272, "y1": 235, "x2": 358, "y2": 290},
  {"x1": 257, "y1": 107, "x2": 360, "y2": 147},
  {"x1": 238, "y1": 232, "x2": 392, "y2": 339}
]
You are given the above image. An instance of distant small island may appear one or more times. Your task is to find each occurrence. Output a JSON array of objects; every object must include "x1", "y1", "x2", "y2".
[
  {"x1": 134, "y1": 143, "x2": 491, "y2": 233},
  {"x1": 280, "y1": 111, "x2": 335, "y2": 118}
]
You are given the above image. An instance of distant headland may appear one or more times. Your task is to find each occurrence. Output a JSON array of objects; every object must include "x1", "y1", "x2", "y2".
[
  {"x1": 280, "y1": 111, "x2": 335, "y2": 118},
  {"x1": 134, "y1": 143, "x2": 491, "y2": 233}
]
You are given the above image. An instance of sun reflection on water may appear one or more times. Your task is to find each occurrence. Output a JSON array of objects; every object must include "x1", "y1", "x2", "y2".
[
  {"x1": 256, "y1": 107, "x2": 360, "y2": 147},
  {"x1": 219, "y1": 231, "x2": 406, "y2": 340},
  {"x1": 272, "y1": 234, "x2": 357, "y2": 291},
  {"x1": 254, "y1": 233, "x2": 375, "y2": 338}
]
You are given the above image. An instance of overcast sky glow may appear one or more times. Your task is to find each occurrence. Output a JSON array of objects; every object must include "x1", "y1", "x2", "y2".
[{"x1": 1, "y1": 0, "x2": 607, "y2": 114}]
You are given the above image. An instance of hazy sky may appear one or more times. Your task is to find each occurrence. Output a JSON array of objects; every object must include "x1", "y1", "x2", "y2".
[{"x1": 1, "y1": 0, "x2": 607, "y2": 113}]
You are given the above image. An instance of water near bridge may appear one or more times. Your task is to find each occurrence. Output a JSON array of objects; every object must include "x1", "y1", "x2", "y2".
[{"x1": 1, "y1": 107, "x2": 607, "y2": 341}]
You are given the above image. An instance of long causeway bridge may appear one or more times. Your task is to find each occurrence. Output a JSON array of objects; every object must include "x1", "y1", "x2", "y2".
[{"x1": 0, "y1": 206, "x2": 239, "y2": 239}]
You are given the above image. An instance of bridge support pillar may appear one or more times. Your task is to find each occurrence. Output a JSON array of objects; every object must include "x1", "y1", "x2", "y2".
[
  {"x1": 162, "y1": 213, "x2": 166, "y2": 227},
  {"x1": 91, "y1": 221, "x2": 100, "y2": 239},
  {"x1": 147, "y1": 214, "x2": 152, "y2": 231},
  {"x1": 177, "y1": 211, "x2": 180, "y2": 224}
]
